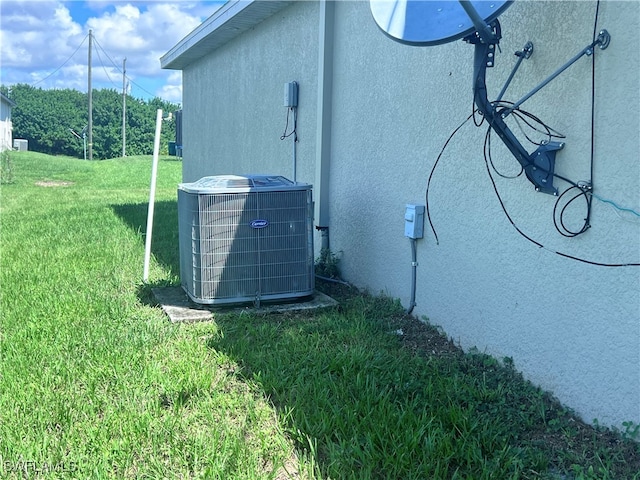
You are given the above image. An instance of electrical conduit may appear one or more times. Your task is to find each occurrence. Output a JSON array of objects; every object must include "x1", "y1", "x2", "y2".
[{"x1": 406, "y1": 237, "x2": 418, "y2": 315}]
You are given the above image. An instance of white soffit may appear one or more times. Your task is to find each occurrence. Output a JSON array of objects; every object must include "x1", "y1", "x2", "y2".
[{"x1": 161, "y1": 0, "x2": 293, "y2": 70}]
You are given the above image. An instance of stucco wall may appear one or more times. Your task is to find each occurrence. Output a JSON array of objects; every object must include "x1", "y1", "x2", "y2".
[
  {"x1": 328, "y1": 0, "x2": 639, "y2": 428},
  {"x1": 179, "y1": 0, "x2": 639, "y2": 428},
  {"x1": 181, "y1": 1, "x2": 319, "y2": 184}
]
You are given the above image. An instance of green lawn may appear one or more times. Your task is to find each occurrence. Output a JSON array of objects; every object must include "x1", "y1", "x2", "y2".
[{"x1": 1, "y1": 152, "x2": 638, "y2": 479}]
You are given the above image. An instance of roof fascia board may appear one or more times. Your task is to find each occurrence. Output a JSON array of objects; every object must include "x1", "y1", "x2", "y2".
[
  {"x1": 161, "y1": 0, "x2": 293, "y2": 70},
  {"x1": 1, "y1": 92, "x2": 16, "y2": 107}
]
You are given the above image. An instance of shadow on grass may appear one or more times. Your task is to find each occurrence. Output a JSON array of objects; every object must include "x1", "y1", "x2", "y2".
[
  {"x1": 204, "y1": 287, "x2": 640, "y2": 479},
  {"x1": 111, "y1": 200, "x2": 180, "y2": 281},
  {"x1": 204, "y1": 292, "x2": 522, "y2": 479}
]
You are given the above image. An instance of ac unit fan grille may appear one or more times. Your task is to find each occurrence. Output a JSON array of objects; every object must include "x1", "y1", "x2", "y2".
[{"x1": 178, "y1": 186, "x2": 314, "y2": 304}]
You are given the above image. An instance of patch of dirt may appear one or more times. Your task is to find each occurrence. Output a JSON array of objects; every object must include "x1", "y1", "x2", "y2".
[
  {"x1": 35, "y1": 180, "x2": 74, "y2": 187},
  {"x1": 274, "y1": 454, "x2": 303, "y2": 480},
  {"x1": 394, "y1": 312, "x2": 462, "y2": 359}
]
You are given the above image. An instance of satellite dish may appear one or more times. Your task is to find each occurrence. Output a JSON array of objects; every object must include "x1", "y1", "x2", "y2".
[{"x1": 370, "y1": 0, "x2": 512, "y2": 46}]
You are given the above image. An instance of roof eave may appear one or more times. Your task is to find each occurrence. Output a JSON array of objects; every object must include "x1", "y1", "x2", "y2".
[
  {"x1": 1, "y1": 92, "x2": 16, "y2": 107},
  {"x1": 161, "y1": 0, "x2": 293, "y2": 70}
]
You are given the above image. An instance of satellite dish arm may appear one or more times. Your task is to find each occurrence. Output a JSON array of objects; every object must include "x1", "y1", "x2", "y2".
[
  {"x1": 469, "y1": 23, "x2": 562, "y2": 195},
  {"x1": 459, "y1": 0, "x2": 499, "y2": 44}
]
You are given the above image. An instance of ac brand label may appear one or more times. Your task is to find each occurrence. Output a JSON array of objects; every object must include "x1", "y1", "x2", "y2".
[{"x1": 250, "y1": 219, "x2": 269, "y2": 229}]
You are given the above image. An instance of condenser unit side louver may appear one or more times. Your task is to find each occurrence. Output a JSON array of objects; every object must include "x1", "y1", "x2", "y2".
[{"x1": 178, "y1": 175, "x2": 314, "y2": 305}]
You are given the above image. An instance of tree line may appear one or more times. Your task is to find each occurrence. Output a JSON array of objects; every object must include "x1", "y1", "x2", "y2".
[{"x1": 1, "y1": 84, "x2": 179, "y2": 159}]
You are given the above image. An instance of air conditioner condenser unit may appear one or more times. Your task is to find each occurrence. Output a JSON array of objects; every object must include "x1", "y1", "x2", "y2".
[{"x1": 177, "y1": 175, "x2": 314, "y2": 305}]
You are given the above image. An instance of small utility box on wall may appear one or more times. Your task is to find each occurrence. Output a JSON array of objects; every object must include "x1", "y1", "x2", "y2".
[
  {"x1": 284, "y1": 82, "x2": 298, "y2": 107},
  {"x1": 404, "y1": 204, "x2": 425, "y2": 239}
]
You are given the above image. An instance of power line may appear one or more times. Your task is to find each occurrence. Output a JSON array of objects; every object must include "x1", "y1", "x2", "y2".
[
  {"x1": 32, "y1": 34, "x2": 89, "y2": 86},
  {"x1": 125, "y1": 77, "x2": 159, "y2": 101},
  {"x1": 91, "y1": 34, "x2": 163, "y2": 100},
  {"x1": 24, "y1": 31, "x2": 172, "y2": 102},
  {"x1": 92, "y1": 38, "x2": 120, "y2": 90},
  {"x1": 91, "y1": 35, "x2": 120, "y2": 71}
]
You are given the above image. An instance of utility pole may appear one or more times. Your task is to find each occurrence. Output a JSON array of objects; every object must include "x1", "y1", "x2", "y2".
[
  {"x1": 88, "y1": 29, "x2": 93, "y2": 161},
  {"x1": 122, "y1": 57, "x2": 126, "y2": 157}
]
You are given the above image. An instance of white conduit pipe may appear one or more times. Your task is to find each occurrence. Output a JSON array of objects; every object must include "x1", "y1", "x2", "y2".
[{"x1": 143, "y1": 109, "x2": 163, "y2": 282}]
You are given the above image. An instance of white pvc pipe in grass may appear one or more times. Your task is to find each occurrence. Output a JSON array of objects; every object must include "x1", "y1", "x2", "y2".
[{"x1": 143, "y1": 109, "x2": 163, "y2": 282}]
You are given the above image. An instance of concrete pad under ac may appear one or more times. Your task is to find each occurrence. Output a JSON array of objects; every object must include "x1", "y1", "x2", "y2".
[{"x1": 151, "y1": 287, "x2": 338, "y2": 323}]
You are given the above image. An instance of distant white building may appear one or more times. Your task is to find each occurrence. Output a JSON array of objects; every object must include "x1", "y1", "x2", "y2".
[{"x1": 0, "y1": 92, "x2": 16, "y2": 152}]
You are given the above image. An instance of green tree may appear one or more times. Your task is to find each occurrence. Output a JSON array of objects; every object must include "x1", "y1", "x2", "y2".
[
  {"x1": 2, "y1": 85, "x2": 85, "y2": 157},
  {"x1": 1, "y1": 84, "x2": 179, "y2": 159}
]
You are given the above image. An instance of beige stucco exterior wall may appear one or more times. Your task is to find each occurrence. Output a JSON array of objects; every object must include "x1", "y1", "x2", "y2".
[
  {"x1": 178, "y1": 0, "x2": 639, "y2": 429},
  {"x1": 181, "y1": 1, "x2": 319, "y2": 184}
]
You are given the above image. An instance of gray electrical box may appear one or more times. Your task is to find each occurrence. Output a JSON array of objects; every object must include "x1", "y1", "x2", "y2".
[
  {"x1": 284, "y1": 82, "x2": 298, "y2": 107},
  {"x1": 404, "y1": 204, "x2": 425, "y2": 239}
]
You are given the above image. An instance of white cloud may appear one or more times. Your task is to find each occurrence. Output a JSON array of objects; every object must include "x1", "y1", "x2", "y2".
[
  {"x1": 157, "y1": 71, "x2": 183, "y2": 104},
  {"x1": 0, "y1": 1, "x2": 84, "y2": 69},
  {"x1": 87, "y1": 3, "x2": 207, "y2": 76},
  {"x1": 0, "y1": 1, "x2": 223, "y2": 101},
  {"x1": 157, "y1": 83, "x2": 182, "y2": 104}
]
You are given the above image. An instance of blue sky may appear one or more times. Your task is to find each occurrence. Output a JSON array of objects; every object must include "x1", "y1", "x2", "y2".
[{"x1": 0, "y1": 1, "x2": 225, "y2": 103}]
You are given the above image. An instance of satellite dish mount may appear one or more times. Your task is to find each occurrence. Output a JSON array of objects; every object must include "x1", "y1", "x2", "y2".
[{"x1": 370, "y1": 0, "x2": 611, "y2": 195}]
